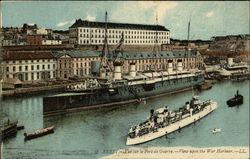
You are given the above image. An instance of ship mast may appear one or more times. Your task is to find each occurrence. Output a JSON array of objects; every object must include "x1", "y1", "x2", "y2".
[
  {"x1": 101, "y1": 11, "x2": 109, "y2": 66},
  {"x1": 152, "y1": 12, "x2": 160, "y2": 72},
  {"x1": 113, "y1": 31, "x2": 124, "y2": 62},
  {"x1": 0, "y1": 1, "x2": 4, "y2": 157},
  {"x1": 99, "y1": 11, "x2": 110, "y2": 78},
  {"x1": 186, "y1": 20, "x2": 191, "y2": 70}
]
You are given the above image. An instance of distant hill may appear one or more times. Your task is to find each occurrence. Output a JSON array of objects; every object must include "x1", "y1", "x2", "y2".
[{"x1": 208, "y1": 34, "x2": 250, "y2": 51}]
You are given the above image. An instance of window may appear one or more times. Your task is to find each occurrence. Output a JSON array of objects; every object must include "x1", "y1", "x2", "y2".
[
  {"x1": 31, "y1": 73, "x2": 34, "y2": 80},
  {"x1": 6, "y1": 67, "x2": 9, "y2": 72},
  {"x1": 53, "y1": 64, "x2": 55, "y2": 69},
  {"x1": 37, "y1": 65, "x2": 40, "y2": 70},
  {"x1": 13, "y1": 66, "x2": 16, "y2": 72},
  {"x1": 42, "y1": 65, "x2": 45, "y2": 70},
  {"x1": 48, "y1": 64, "x2": 50, "y2": 69},
  {"x1": 19, "y1": 66, "x2": 22, "y2": 71},
  {"x1": 25, "y1": 66, "x2": 28, "y2": 71},
  {"x1": 37, "y1": 72, "x2": 39, "y2": 79}
]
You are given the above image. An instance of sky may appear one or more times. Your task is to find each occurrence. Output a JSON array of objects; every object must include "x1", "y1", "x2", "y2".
[{"x1": 2, "y1": 1, "x2": 249, "y2": 40}]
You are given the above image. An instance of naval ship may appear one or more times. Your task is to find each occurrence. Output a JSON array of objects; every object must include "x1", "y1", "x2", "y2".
[
  {"x1": 126, "y1": 96, "x2": 217, "y2": 145},
  {"x1": 43, "y1": 13, "x2": 205, "y2": 116},
  {"x1": 43, "y1": 60, "x2": 204, "y2": 116}
]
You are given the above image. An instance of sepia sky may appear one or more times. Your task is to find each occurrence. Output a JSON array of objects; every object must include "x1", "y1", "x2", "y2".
[{"x1": 2, "y1": 1, "x2": 249, "y2": 40}]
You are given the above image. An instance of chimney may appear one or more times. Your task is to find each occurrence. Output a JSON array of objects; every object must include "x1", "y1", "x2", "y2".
[
  {"x1": 113, "y1": 61, "x2": 122, "y2": 80},
  {"x1": 167, "y1": 60, "x2": 173, "y2": 73},
  {"x1": 129, "y1": 62, "x2": 136, "y2": 77},
  {"x1": 177, "y1": 59, "x2": 183, "y2": 71}
]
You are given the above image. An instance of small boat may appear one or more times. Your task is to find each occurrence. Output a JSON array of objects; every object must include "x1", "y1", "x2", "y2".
[
  {"x1": 212, "y1": 128, "x2": 221, "y2": 133},
  {"x1": 17, "y1": 125, "x2": 25, "y2": 131},
  {"x1": 198, "y1": 82, "x2": 213, "y2": 90},
  {"x1": 227, "y1": 90, "x2": 243, "y2": 107},
  {"x1": 1, "y1": 120, "x2": 18, "y2": 140},
  {"x1": 24, "y1": 126, "x2": 54, "y2": 141}
]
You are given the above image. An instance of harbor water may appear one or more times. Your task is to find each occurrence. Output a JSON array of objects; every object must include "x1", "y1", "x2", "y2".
[{"x1": 2, "y1": 80, "x2": 249, "y2": 159}]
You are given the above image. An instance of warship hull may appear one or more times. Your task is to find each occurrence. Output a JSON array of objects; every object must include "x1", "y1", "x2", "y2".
[{"x1": 43, "y1": 74, "x2": 204, "y2": 116}]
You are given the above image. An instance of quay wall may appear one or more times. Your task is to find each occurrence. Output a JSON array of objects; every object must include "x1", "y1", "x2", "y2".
[{"x1": 2, "y1": 84, "x2": 66, "y2": 97}]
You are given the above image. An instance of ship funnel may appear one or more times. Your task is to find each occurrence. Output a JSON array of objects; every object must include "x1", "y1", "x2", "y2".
[
  {"x1": 129, "y1": 63, "x2": 136, "y2": 77},
  {"x1": 91, "y1": 61, "x2": 101, "y2": 76},
  {"x1": 167, "y1": 60, "x2": 173, "y2": 73},
  {"x1": 113, "y1": 61, "x2": 122, "y2": 80},
  {"x1": 227, "y1": 58, "x2": 234, "y2": 66},
  {"x1": 177, "y1": 59, "x2": 183, "y2": 71}
]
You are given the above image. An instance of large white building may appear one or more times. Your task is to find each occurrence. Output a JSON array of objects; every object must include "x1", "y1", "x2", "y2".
[{"x1": 69, "y1": 19, "x2": 170, "y2": 46}]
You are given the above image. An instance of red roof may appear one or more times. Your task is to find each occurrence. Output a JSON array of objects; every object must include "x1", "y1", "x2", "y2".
[{"x1": 3, "y1": 51, "x2": 54, "y2": 60}]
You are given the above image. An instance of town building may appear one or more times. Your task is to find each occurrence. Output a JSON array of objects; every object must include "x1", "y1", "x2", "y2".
[
  {"x1": 1, "y1": 49, "x2": 203, "y2": 82},
  {"x1": 52, "y1": 50, "x2": 203, "y2": 79},
  {"x1": 2, "y1": 24, "x2": 65, "y2": 46},
  {"x1": 2, "y1": 51, "x2": 57, "y2": 82},
  {"x1": 26, "y1": 35, "x2": 43, "y2": 45},
  {"x1": 121, "y1": 50, "x2": 204, "y2": 73},
  {"x1": 52, "y1": 30, "x2": 69, "y2": 44},
  {"x1": 3, "y1": 39, "x2": 26, "y2": 46},
  {"x1": 69, "y1": 19, "x2": 170, "y2": 46},
  {"x1": 51, "y1": 51, "x2": 101, "y2": 79}
]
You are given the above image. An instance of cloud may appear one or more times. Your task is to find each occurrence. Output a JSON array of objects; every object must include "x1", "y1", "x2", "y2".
[
  {"x1": 111, "y1": 1, "x2": 178, "y2": 25},
  {"x1": 138, "y1": 1, "x2": 179, "y2": 24},
  {"x1": 85, "y1": 15, "x2": 96, "y2": 21},
  {"x1": 206, "y1": 11, "x2": 214, "y2": 17},
  {"x1": 56, "y1": 20, "x2": 74, "y2": 27}
]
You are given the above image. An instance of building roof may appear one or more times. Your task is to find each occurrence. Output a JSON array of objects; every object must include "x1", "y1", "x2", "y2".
[
  {"x1": 51, "y1": 50, "x2": 100, "y2": 58},
  {"x1": 3, "y1": 51, "x2": 54, "y2": 60},
  {"x1": 121, "y1": 50, "x2": 201, "y2": 60},
  {"x1": 70, "y1": 19, "x2": 169, "y2": 31},
  {"x1": 51, "y1": 50, "x2": 200, "y2": 59}
]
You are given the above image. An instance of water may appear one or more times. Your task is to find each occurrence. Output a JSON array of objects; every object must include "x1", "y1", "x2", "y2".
[{"x1": 2, "y1": 80, "x2": 249, "y2": 159}]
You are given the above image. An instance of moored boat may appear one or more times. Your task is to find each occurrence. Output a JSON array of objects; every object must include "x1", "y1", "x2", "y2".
[
  {"x1": 126, "y1": 96, "x2": 217, "y2": 145},
  {"x1": 227, "y1": 90, "x2": 243, "y2": 107},
  {"x1": 24, "y1": 126, "x2": 54, "y2": 141},
  {"x1": 212, "y1": 128, "x2": 221, "y2": 133},
  {"x1": 1, "y1": 120, "x2": 18, "y2": 140},
  {"x1": 198, "y1": 81, "x2": 213, "y2": 90}
]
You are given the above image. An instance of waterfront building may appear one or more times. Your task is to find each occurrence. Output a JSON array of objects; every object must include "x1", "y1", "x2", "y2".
[
  {"x1": 51, "y1": 51, "x2": 101, "y2": 79},
  {"x1": 52, "y1": 50, "x2": 203, "y2": 79},
  {"x1": 69, "y1": 19, "x2": 170, "y2": 46},
  {"x1": 120, "y1": 50, "x2": 203, "y2": 73},
  {"x1": 1, "y1": 49, "x2": 203, "y2": 82},
  {"x1": 2, "y1": 51, "x2": 57, "y2": 82}
]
